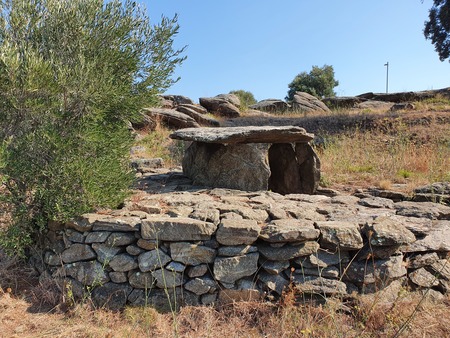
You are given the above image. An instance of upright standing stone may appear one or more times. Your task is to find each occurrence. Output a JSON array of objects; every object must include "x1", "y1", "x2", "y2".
[{"x1": 185, "y1": 142, "x2": 271, "y2": 191}]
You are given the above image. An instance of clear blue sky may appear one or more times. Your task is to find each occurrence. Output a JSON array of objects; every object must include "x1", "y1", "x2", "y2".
[{"x1": 142, "y1": 0, "x2": 449, "y2": 102}]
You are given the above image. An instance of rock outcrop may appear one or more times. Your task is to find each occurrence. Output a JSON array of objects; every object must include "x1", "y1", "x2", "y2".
[
  {"x1": 159, "y1": 95, "x2": 194, "y2": 108},
  {"x1": 175, "y1": 105, "x2": 220, "y2": 127},
  {"x1": 248, "y1": 92, "x2": 330, "y2": 114},
  {"x1": 199, "y1": 95, "x2": 241, "y2": 118},
  {"x1": 142, "y1": 108, "x2": 200, "y2": 129},
  {"x1": 292, "y1": 92, "x2": 331, "y2": 113},
  {"x1": 136, "y1": 96, "x2": 220, "y2": 130},
  {"x1": 249, "y1": 99, "x2": 289, "y2": 112},
  {"x1": 324, "y1": 87, "x2": 450, "y2": 110},
  {"x1": 323, "y1": 96, "x2": 366, "y2": 109}
]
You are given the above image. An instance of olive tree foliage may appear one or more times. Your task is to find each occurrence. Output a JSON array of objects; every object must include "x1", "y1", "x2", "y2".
[
  {"x1": 424, "y1": 0, "x2": 450, "y2": 62},
  {"x1": 0, "y1": 0, "x2": 186, "y2": 255},
  {"x1": 286, "y1": 64, "x2": 339, "y2": 101}
]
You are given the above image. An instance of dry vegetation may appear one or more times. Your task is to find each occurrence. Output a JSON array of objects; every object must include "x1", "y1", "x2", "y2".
[
  {"x1": 1, "y1": 259, "x2": 450, "y2": 338},
  {"x1": 133, "y1": 120, "x2": 187, "y2": 168},
  {"x1": 318, "y1": 115, "x2": 450, "y2": 192},
  {"x1": 1, "y1": 100, "x2": 450, "y2": 337}
]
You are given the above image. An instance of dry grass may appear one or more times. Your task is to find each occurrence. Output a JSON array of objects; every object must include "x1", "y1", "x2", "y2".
[
  {"x1": 2, "y1": 251, "x2": 450, "y2": 337},
  {"x1": 1, "y1": 271, "x2": 450, "y2": 338},
  {"x1": 413, "y1": 95, "x2": 450, "y2": 111},
  {"x1": 133, "y1": 119, "x2": 187, "y2": 167},
  {"x1": 351, "y1": 291, "x2": 450, "y2": 338},
  {"x1": 318, "y1": 119, "x2": 450, "y2": 192}
]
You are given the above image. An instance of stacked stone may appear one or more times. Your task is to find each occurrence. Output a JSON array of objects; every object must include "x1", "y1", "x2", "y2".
[{"x1": 40, "y1": 187, "x2": 450, "y2": 311}]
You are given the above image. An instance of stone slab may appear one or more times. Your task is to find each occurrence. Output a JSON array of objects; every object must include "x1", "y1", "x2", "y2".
[{"x1": 170, "y1": 126, "x2": 314, "y2": 144}]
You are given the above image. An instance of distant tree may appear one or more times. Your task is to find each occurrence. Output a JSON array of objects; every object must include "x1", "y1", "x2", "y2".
[
  {"x1": 286, "y1": 65, "x2": 339, "y2": 101},
  {"x1": 229, "y1": 90, "x2": 257, "y2": 109},
  {"x1": 424, "y1": 0, "x2": 450, "y2": 62}
]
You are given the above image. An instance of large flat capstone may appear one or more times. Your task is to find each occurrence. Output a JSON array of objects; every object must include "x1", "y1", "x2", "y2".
[{"x1": 170, "y1": 126, "x2": 314, "y2": 144}]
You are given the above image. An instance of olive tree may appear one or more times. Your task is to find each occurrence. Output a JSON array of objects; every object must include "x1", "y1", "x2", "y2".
[
  {"x1": 286, "y1": 64, "x2": 339, "y2": 101},
  {"x1": 0, "y1": 0, "x2": 186, "y2": 255}
]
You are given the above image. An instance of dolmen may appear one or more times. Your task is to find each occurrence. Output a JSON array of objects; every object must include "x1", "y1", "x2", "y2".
[{"x1": 170, "y1": 126, "x2": 320, "y2": 194}]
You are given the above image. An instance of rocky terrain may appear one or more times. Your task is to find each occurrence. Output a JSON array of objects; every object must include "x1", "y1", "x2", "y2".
[{"x1": 136, "y1": 88, "x2": 450, "y2": 132}]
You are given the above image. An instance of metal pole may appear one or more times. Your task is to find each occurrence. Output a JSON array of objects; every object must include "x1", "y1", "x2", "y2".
[{"x1": 384, "y1": 62, "x2": 389, "y2": 94}]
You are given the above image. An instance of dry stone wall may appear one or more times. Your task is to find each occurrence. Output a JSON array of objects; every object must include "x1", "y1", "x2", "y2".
[{"x1": 39, "y1": 172, "x2": 450, "y2": 311}]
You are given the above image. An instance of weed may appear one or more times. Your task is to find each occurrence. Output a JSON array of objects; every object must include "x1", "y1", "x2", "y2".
[
  {"x1": 398, "y1": 169, "x2": 413, "y2": 179},
  {"x1": 378, "y1": 179, "x2": 392, "y2": 190},
  {"x1": 349, "y1": 165, "x2": 375, "y2": 173},
  {"x1": 319, "y1": 174, "x2": 331, "y2": 188}
]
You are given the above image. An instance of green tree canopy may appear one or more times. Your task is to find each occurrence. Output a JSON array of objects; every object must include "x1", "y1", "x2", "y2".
[
  {"x1": 229, "y1": 89, "x2": 257, "y2": 109},
  {"x1": 286, "y1": 64, "x2": 339, "y2": 101},
  {"x1": 0, "y1": 0, "x2": 186, "y2": 255},
  {"x1": 424, "y1": 0, "x2": 450, "y2": 62}
]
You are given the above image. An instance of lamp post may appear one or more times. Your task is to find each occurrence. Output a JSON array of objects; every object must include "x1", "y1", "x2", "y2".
[{"x1": 384, "y1": 62, "x2": 389, "y2": 94}]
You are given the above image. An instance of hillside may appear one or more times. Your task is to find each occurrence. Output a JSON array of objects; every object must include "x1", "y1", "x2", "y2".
[{"x1": 1, "y1": 93, "x2": 450, "y2": 338}]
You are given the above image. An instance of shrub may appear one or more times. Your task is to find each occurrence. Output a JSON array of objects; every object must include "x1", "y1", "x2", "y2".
[
  {"x1": 229, "y1": 89, "x2": 257, "y2": 110},
  {"x1": 0, "y1": 0, "x2": 186, "y2": 256}
]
